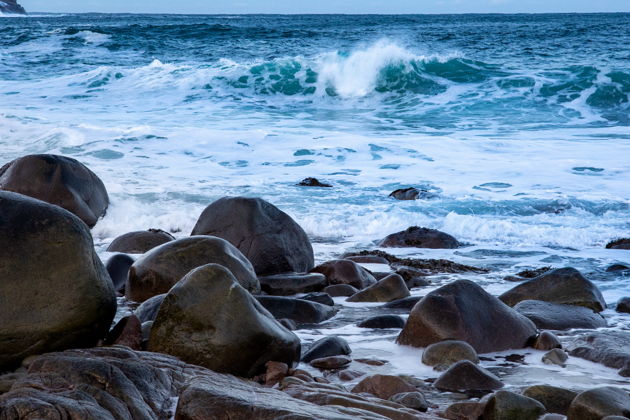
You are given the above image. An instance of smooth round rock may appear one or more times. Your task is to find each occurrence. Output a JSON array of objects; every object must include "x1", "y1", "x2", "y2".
[
  {"x1": 542, "y1": 349, "x2": 569, "y2": 367},
  {"x1": 357, "y1": 315, "x2": 405, "y2": 329},
  {"x1": 389, "y1": 391, "x2": 429, "y2": 412},
  {"x1": 378, "y1": 226, "x2": 459, "y2": 249},
  {"x1": 514, "y1": 299, "x2": 607, "y2": 330},
  {"x1": 482, "y1": 390, "x2": 546, "y2": 420},
  {"x1": 301, "y1": 336, "x2": 351, "y2": 363},
  {"x1": 300, "y1": 292, "x2": 334, "y2": 306},
  {"x1": 0, "y1": 191, "x2": 116, "y2": 371},
  {"x1": 323, "y1": 284, "x2": 359, "y2": 297},
  {"x1": 105, "y1": 253, "x2": 135, "y2": 293},
  {"x1": 567, "y1": 386, "x2": 630, "y2": 420},
  {"x1": 347, "y1": 274, "x2": 409, "y2": 303},
  {"x1": 433, "y1": 361, "x2": 503, "y2": 393},
  {"x1": 258, "y1": 272, "x2": 326, "y2": 296},
  {"x1": 126, "y1": 235, "x2": 260, "y2": 302},
  {"x1": 309, "y1": 356, "x2": 352, "y2": 370},
  {"x1": 134, "y1": 293, "x2": 166, "y2": 323},
  {"x1": 255, "y1": 296, "x2": 336, "y2": 324},
  {"x1": 106, "y1": 229, "x2": 175, "y2": 254},
  {"x1": 311, "y1": 259, "x2": 377, "y2": 289},
  {"x1": 0, "y1": 154, "x2": 108, "y2": 228},
  {"x1": 191, "y1": 197, "x2": 314, "y2": 276},
  {"x1": 616, "y1": 297, "x2": 630, "y2": 314},
  {"x1": 422, "y1": 340, "x2": 479, "y2": 371},
  {"x1": 533, "y1": 331, "x2": 562, "y2": 350},
  {"x1": 351, "y1": 374, "x2": 416, "y2": 400},
  {"x1": 148, "y1": 264, "x2": 300, "y2": 377},
  {"x1": 523, "y1": 385, "x2": 578, "y2": 415}
]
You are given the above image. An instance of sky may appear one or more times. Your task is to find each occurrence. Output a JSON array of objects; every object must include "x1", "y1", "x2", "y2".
[{"x1": 19, "y1": 0, "x2": 630, "y2": 14}]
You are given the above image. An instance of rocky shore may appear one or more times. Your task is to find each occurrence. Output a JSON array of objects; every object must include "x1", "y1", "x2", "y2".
[
  {"x1": 0, "y1": 0, "x2": 25, "y2": 14},
  {"x1": 1, "y1": 154, "x2": 629, "y2": 419}
]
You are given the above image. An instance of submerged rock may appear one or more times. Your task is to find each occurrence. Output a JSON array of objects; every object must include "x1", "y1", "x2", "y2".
[
  {"x1": 106, "y1": 229, "x2": 175, "y2": 254},
  {"x1": 0, "y1": 192, "x2": 116, "y2": 371},
  {"x1": 389, "y1": 187, "x2": 421, "y2": 200},
  {"x1": 148, "y1": 264, "x2": 300, "y2": 377},
  {"x1": 397, "y1": 280, "x2": 537, "y2": 353},
  {"x1": 0, "y1": 154, "x2": 108, "y2": 227},
  {"x1": 514, "y1": 299, "x2": 607, "y2": 330},
  {"x1": 347, "y1": 273, "x2": 410, "y2": 303},
  {"x1": 499, "y1": 267, "x2": 607, "y2": 312},
  {"x1": 191, "y1": 196, "x2": 314, "y2": 275},
  {"x1": 379, "y1": 226, "x2": 459, "y2": 249},
  {"x1": 126, "y1": 235, "x2": 260, "y2": 302},
  {"x1": 311, "y1": 259, "x2": 377, "y2": 289},
  {"x1": 298, "y1": 177, "x2": 333, "y2": 187}
]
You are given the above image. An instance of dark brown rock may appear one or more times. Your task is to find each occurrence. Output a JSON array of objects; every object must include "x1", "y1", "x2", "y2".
[
  {"x1": 523, "y1": 385, "x2": 578, "y2": 415},
  {"x1": 351, "y1": 374, "x2": 416, "y2": 400},
  {"x1": 258, "y1": 272, "x2": 326, "y2": 295},
  {"x1": 358, "y1": 315, "x2": 405, "y2": 329},
  {"x1": 499, "y1": 267, "x2": 607, "y2": 312},
  {"x1": 191, "y1": 197, "x2": 314, "y2": 275},
  {"x1": 397, "y1": 280, "x2": 537, "y2": 353},
  {"x1": 421, "y1": 340, "x2": 479, "y2": 371},
  {"x1": 533, "y1": 331, "x2": 562, "y2": 350},
  {"x1": 263, "y1": 361, "x2": 289, "y2": 386},
  {"x1": 324, "y1": 284, "x2": 359, "y2": 297},
  {"x1": 567, "y1": 387, "x2": 630, "y2": 420},
  {"x1": 126, "y1": 235, "x2": 260, "y2": 302},
  {"x1": 514, "y1": 299, "x2": 607, "y2": 330},
  {"x1": 390, "y1": 392, "x2": 429, "y2": 412},
  {"x1": 106, "y1": 229, "x2": 175, "y2": 254},
  {"x1": 0, "y1": 192, "x2": 116, "y2": 372},
  {"x1": 310, "y1": 356, "x2": 352, "y2": 370},
  {"x1": 443, "y1": 401, "x2": 486, "y2": 420},
  {"x1": 606, "y1": 238, "x2": 630, "y2": 250},
  {"x1": 482, "y1": 390, "x2": 545, "y2": 420},
  {"x1": 383, "y1": 296, "x2": 423, "y2": 310},
  {"x1": 312, "y1": 259, "x2": 377, "y2": 289},
  {"x1": 379, "y1": 226, "x2": 459, "y2": 249},
  {"x1": 347, "y1": 273, "x2": 410, "y2": 303},
  {"x1": 0, "y1": 154, "x2": 108, "y2": 227},
  {"x1": 104, "y1": 315, "x2": 142, "y2": 350},
  {"x1": 148, "y1": 264, "x2": 300, "y2": 377},
  {"x1": 616, "y1": 297, "x2": 630, "y2": 313},
  {"x1": 433, "y1": 361, "x2": 503, "y2": 394},
  {"x1": 396, "y1": 266, "x2": 432, "y2": 288},
  {"x1": 297, "y1": 177, "x2": 332, "y2": 187},
  {"x1": 301, "y1": 336, "x2": 351, "y2": 363},
  {"x1": 255, "y1": 296, "x2": 336, "y2": 324}
]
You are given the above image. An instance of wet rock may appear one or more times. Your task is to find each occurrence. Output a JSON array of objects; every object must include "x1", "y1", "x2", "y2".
[
  {"x1": 567, "y1": 386, "x2": 630, "y2": 420},
  {"x1": 141, "y1": 321, "x2": 153, "y2": 346},
  {"x1": 127, "y1": 235, "x2": 260, "y2": 302},
  {"x1": 443, "y1": 401, "x2": 486, "y2": 420},
  {"x1": 355, "y1": 358, "x2": 389, "y2": 366},
  {"x1": 339, "y1": 370, "x2": 365, "y2": 381},
  {"x1": 258, "y1": 272, "x2": 326, "y2": 295},
  {"x1": 347, "y1": 273, "x2": 410, "y2": 303},
  {"x1": 379, "y1": 226, "x2": 459, "y2": 249},
  {"x1": 279, "y1": 318, "x2": 297, "y2": 330},
  {"x1": 565, "y1": 331, "x2": 630, "y2": 369},
  {"x1": 397, "y1": 280, "x2": 537, "y2": 353},
  {"x1": 433, "y1": 361, "x2": 503, "y2": 394},
  {"x1": 0, "y1": 154, "x2": 109, "y2": 227},
  {"x1": 390, "y1": 392, "x2": 429, "y2": 412},
  {"x1": 148, "y1": 264, "x2": 300, "y2": 377},
  {"x1": 311, "y1": 259, "x2": 377, "y2": 289},
  {"x1": 384, "y1": 296, "x2": 423, "y2": 310},
  {"x1": 499, "y1": 267, "x2": 607, "y2": 312},
  {"x1": 606, "y1": 238, "x2": 630, "y2": 250},
  {"x1": 351, "y1": 374, "x2": 416, "y2": 400},
  {"x1": 540, "y1": 414, "x2": 567, "y2": 420},
  {"x1": 344, "y1": 250, "x2": 487, "y2": 274},
  {"x1": 105, "y1": 253, "x2": 135, "y2": 294},
  {"x1": 310, "y1": 356, "x2": 352, "y2": 370},
  {"x1": 301, "y1": 336, "x2": 351, "y2": 363},
  {"x1": 0, "y1": 0, "x2": 26, "y2": 14},
  {"x1": 523, "y1": 385, "x2": 578, "y2": 415},
  {"x1": 421, "y1": 340, "x2": 479, "y2": 371},
  {"x1": 482, "y1": 390, "x2": 546, "y2": 420},
  {"x1": 323, "y1": 283, "x2": 359, "y2": 297},
  {"x1": 389, "y1": 187, "x2": 421, "y2": 200},
  {"x1": 256, "y1": 296, "x2": 336, "y2": 324},
  {"x1": 504, "y1": 266, "x2": 553, "y2": 282},
  {"x1": 620, "y1": 361, "x2": 630, "y2": 377},
  {"x1": 358, "y1": 315, "x2": 406, "y2": 329},
  {"x1": 616, "y1": 297, "x2": 630, "y2": 313},
  {"x1": 542, "y1": 349, "x2": 569, "y2": 367},
  {"x1": 514, "y1": 299, "x2": 607, "y2": 330},
  {"x1": 134, "y1": 293, "x2": 165, "y2": 323},
  {"x1": 396, "y1": 266, "x2": 432, "y2": 288},
  {"x1": 606, "y1": 264, "x2": 630, "y2": 272},
  {"x1": 263, "y1": 361, "x2": 289, "y2": 386},
  {"x1": 104, "y1": 315, "x2": 142, "y2": 350},
  {"x1": 0, "y1": 192, "x2": 116, "y2": 372},
  {"x1": 191, "y1": 197, "x2": 314, "y2": 275},
  {"x1": 298, "y1": 177, "x2": 332, "y2": 187},
  {"x1": 344, "y1": 255, "x2": 390, "y2": 264},
  {"x1": 107, "y1": 229, "x2": 175, "y2": 254},
  {"x1": 300, "y1": 292, "x2": 335, "y2": 306},
  {"x1": 533, "y1": 331, "x2": 562, "y2": 350}
]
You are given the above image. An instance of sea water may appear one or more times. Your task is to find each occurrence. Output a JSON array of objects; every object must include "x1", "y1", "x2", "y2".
[{"x1": 1, "y1": 12, "x2": 629, "y2": 399}]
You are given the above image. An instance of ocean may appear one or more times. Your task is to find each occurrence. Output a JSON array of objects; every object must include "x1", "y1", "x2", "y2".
[{"x1": 1, "y1": 12, "x2": 629, "y2": 397}]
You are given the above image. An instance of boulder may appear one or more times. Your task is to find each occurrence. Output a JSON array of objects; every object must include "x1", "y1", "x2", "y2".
[
  {"x1": 443, "y1": 402, "x2": 486, "y2": 420},
  {"x1": 421, "y1": 340, "x2": 479, "y2": 371},
  {"x1": 126, "y1": 235, "x2": 260, "y2": 302},
  {"x1": 565, "y1": 331, "x2": 630, "y2": 369},
  {"x1": 351, "y1": 375, "x2": 416, "y2": 400},
  {"x1": 191, "y1": 197, "x2": 314, "y2": 275},
  {"x1": 310, "y1": 356, "x2": 352, "y2": 370},
  {"x1": 105, "y1": 253, "x2": 135, "y2": 293},
  {"x1": 390, "y1": 392, "x2": 429, "y2": 412},
  {"x1": 397, "y1": 280, "x2": 537, "y2": 353},
  {"x1": 324, "y1": 284, "x2": 359, "y2": 297},
  {"x1": 482, "y1": 390, "x2": 545, "y2": 420},
  {"x1": 379, "y1": 226, "x2": 459, "y2": 249},
  {"x1": 523, "y1": 385, "x2": 577, "y2": 415},
  {"x1": 148, "y1": 264, "x2": 300, "y2": 377},
  {"x1": 104, "y1": 315, "x2": 142, "y2": 350},
  {"x1": 395, "y1": 266, "x2": 431, "y2": 289},
  {"x1": 347, "y1": 274, "x2": 410, "y2": 303},
  {"x1": 389, "y1": 187, "x2": 421, "y2": 200},
  {"x1": 383, "y1": 296, "x2": 422, "y2": 310},
  {"x1": 606, "y1": 238, "x2": 630, "y2": 250},
  {"x1": 344, "y1": 255, "x2": 390, "y2": 264},
  {"x1": 0, "y1": 192, "x2": 116, "y2": 371},
  {"x1": 514, "y1": 300, "x2": 607, "y2": 330},
  {"x1": 433, "y1": 360, "x2": 503, "y2": 394},
  {"x1": 106, "y1": 229, "x2": 175, "y2": 254},
  {"x1": 0, "y1": 154, "x2": 108, "y2": 227},
  {"x1": 134, "y1": 293, "x2": 165, "y2": 323},
  {"x1": 312, "y1": 259, "x2": 377, "y2": 289},
  {"x1": 358, "y1": 315, "x2": 405, "y2": 329},
  {"x1": 258, "y1": 272, "x2": 326, "y2": 295},
  {"x1": 302, "y1": 336, "x2": 351, "y2": 363},
  {"x1": 300, "y1": 292, "x2": 335, "y2": 306},
  {"x1": 255, "y1": 296, "x2": 336, "y2": 324},
  {"x1": 616, "y1": 297, "x2": 630, "y2": 313},
  {"x1": 297, "y1": 177, "x2": 332, "y2": 187},
  {"x1": 0, "y1": 0, "x2": 26, "y2": 13},
  {"x1": 499, "y1": 267, "x2": 606, "y2": 312},
  {"x1": 542, "y1": 349, "x2": 568, "y2": 367},
  {"x1": 567, "y1": 387, "x2": 630, "y2": 420},
  {"x1": 533, "y1": 331, "x2": 562, "y2": 350}
]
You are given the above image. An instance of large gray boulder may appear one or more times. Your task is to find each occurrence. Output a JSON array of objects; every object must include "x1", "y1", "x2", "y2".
[
  {"x1": 499, "y1": 267, "x2": 606, "y2": 312},
  {"x1": 0, "y1": 192, "x2": 116, "y2": 371},
  {"x1": 0, "y1": 0, "x2": 26, "y2": 14},
  {"x1": 514, "y1": 300, "x2": 607, "y2": 330},
  {"x1": 126, "y1": 235, "x2": 260, "y2": 302},
  {"x1": 191, "y1": 197, "x2": 314, "y2": 275},
  {"x1": 0, "y1": 154, "x2": 108, "y2": 227},
  {"x1": 397, "y1": 280, "x2": 537, "y2": 353},
  {"x1": 148, "y1": 264, "x2": 300, "y2": 377}
]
